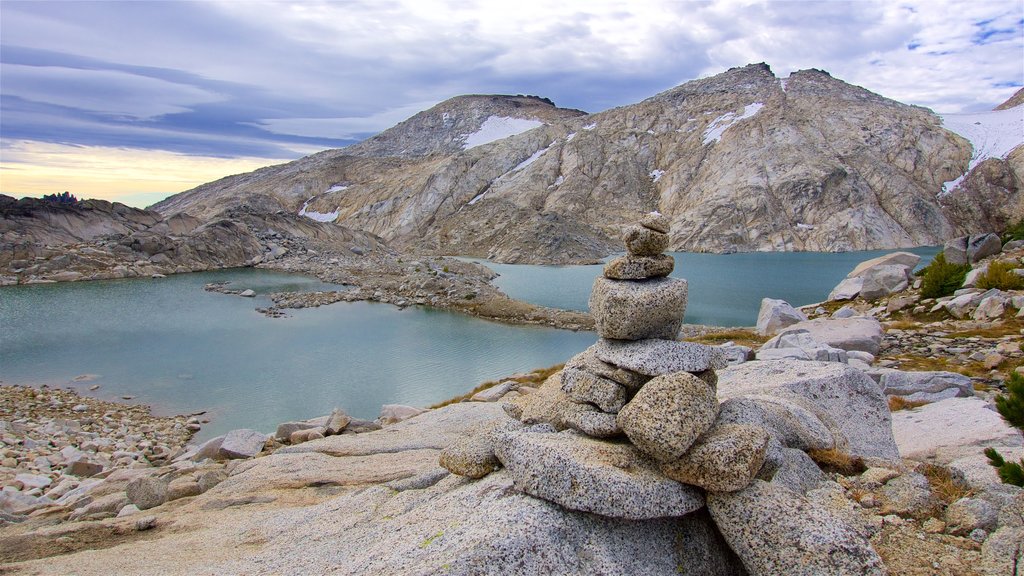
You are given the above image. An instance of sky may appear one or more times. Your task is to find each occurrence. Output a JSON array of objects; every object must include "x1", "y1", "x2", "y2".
[{"x1": 1, "y1": 0, "x2": 1022, "y2": 208}]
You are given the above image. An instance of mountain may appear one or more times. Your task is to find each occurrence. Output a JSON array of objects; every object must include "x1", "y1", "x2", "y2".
[{"x1": 153, "y1": 64, "x2": 1022, "y2": 263}]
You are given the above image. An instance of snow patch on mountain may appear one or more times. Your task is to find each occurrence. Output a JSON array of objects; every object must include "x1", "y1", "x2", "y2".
[
  {"x1": 299, "y1": 198, "x2": 340, "y2": 222},
  {"x1": 940, "y1": 105, "x2": 1024, "y2": 193},
  {"x1": 703, "y1": 103, "x2": 765, "y2": 145},
  {"x1": 462, "y1": 116, "x2": 544, "y2": 150}
]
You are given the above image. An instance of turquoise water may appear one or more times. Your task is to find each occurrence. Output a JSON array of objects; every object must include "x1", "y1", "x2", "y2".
[
  {"x1": 474, "y1": 247, "x2": 941, "y2": 326},
  {"x1": 0, "y1": 269, "x2": 593, "y2": 440}
]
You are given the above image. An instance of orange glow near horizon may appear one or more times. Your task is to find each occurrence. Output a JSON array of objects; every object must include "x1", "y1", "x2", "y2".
[{"x1": 0, "y1": 141, "x2": 291, "y2": 208}]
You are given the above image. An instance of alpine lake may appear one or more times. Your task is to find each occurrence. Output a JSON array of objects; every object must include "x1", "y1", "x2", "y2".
[{"x1": 0, "y1": 247, "x2": 938, "y2": 440}]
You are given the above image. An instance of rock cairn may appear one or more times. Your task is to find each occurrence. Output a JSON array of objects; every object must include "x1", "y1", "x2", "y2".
[
  {"x1": 440, "y1": 214, "x2": 772, "y2": 497},
  {"x1": 439, "y1": 214, "x2": 888, "y2": 574}
]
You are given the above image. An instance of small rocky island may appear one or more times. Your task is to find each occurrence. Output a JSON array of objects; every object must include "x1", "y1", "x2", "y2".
[{"x1": 2, "y1": 216, "x2": 1022, "y2": 575}]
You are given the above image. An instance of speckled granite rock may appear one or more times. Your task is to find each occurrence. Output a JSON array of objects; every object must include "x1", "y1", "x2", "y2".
[
  {"x1": 493, "y1": 427, "x2": 704, "y2": 519},
  {"x1": 707, "y1": 480, "x2": 886, "y2": 575},
  {"x1": 717, "y1": 360, "x2": 898, "y2": 460},
  {"x1": 602, "y1": 254, "x2": 675, "y2": 280},
  {"x1": 564, "y1": 347, "x2": 650, "y2": 390},
  {"x1": 759, "y1": 444, "x2": 827, "y2": 495},
  {"x1": 594, "y1": 338, "x2": 726, "y2": 376},
  {"x1": 622, "y1": 224, "x2": 670, "y2": 256},
  {"x1": 439, "y1": 417, "x2": 523, "y2": 479},
  {"x1": 617, "y1": 372, "x2": 719, "y2": 462},
  {"x1": 589, "y1": 276, "x2": 688, "y2": 340},
  {"x1": 639, "y1": 212, "x2": 671, "y2": 234},
  {"x1": 878, "y1": 472, "x2": 941, "y2": 519},
  {"x1": 561, "y1": 367, "x2": 627, "y2": 413},
  {"x1": 660, "y1": 423, "x2": 769, "y2": 492},
  {"x1": 559, "y1": 404, "x2": 623, "y2": 438},
  {"x1": 715, "y1": 396, "x2": 834, "y2": 452}
]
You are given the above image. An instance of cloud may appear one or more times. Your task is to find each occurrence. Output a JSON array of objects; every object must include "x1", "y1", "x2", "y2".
[
  {"x1": 250, "y1": 101, "x2": 437, "y2": 139},
  {"x1": 0, "y1": 0, "x2": 1021, "y2": 205},
  {"x1": 2, "y1": 64, "x2": 226, "y2": 119}
]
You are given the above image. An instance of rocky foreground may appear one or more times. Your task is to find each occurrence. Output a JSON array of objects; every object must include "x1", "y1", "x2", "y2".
[{"x1": 2, "y1": 220, "x2": 1023, "y2": 574}]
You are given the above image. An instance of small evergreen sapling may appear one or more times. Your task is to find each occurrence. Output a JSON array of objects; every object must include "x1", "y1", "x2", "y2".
[{"x1": 985, "y1": 371, "x2": 1024, "y2": 486}]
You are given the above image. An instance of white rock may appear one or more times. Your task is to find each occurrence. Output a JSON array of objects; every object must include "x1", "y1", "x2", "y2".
[
  {"x1": 755, "y1": 298, "x2": 808, "y2": 336},
  {"x1": 378, "y1": 404, "x2": 428, "y2": 425},
  {"x1": 218, "y1": 429, "x2": 268, "y2": 460},
  {"x1": 891, "y1": 397, "x2": 1023, "y2": 461},
  {"x1": 776, "y1": 317, "x2": 883, "y2": 355},
  {"x1": 718, "y1": 360, "x2": 898, "y2": 460},
  {"x1": 828, "y1": 277, "x2": 864, "y2": 301},
  {"x1": 879, "y1": 370, "x2": 974, "y2": 402}
]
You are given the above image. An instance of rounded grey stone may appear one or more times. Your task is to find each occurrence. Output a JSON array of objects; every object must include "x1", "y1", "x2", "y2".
[
  {"x1": 660, "y1": 423, "x2": 769, "y2": 493},
  {"x1": 589, "y1": 277, "x2": 687, "y2": 340},
  {"x1": 616, "y1": 372, "x2": 719, "y2": 462},
  {"x1": 603, "y1": 254, "x2": 674, "y2": 280},
  {"x1": 622, "y1": 224, "x2": 670, "y2": 256},
  {"x1": 640, "y1": 212, "x2": 671, "y2": 233},
  {"x1": 560, "y1": 367, "x2": 627, "y2": 413},
  {"x1": 708, "y1": 480, "x2": 886, "y2": 575}
]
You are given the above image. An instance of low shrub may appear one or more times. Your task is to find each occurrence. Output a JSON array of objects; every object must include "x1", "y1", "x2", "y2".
[
  {"x1": 986, "y1": 371, "x2": 1024, "y2": 487},
  {"x1": 918, "y1": 252, "x2": 971, "y2": 299},
  {"x1": 976, "y1": 260, "x2": 1024, "y2": 291},
  {"x1": 887, "y1": 396, "x2": 929, "y2": 412},
  {"x1": 1002, "y1": 217, "x2": 1024, "y2": 243}
]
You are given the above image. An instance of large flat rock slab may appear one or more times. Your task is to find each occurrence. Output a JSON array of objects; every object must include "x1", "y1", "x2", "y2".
[
  {"x1": 891, "y1": 397, "x2": 1022, "y2": 461},
  {"x1": 718, "y1": 360, "x2": 898, "y2": 460},
  {"x1": 278, "y1": 402, "x2": 506, "y2": 457},
  {"x1": 779, "y1": 317, "x2": 883, "y2": 355},
  {"x1": 493, "y1": 428, "x2": 705, "y2": 519},
  {"x1": 216, "y1": 450, "x2": 443, "y2": 496}
]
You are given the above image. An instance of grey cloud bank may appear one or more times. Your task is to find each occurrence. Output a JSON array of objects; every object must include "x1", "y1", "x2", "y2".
[{"x1": 0, "y1": 0, "x2": 1020, "y2": 174}]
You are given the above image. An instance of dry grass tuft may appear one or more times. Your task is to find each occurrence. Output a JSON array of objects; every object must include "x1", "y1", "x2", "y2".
[
  {"x1": 430, "y1": 364, "x2": 562, "y2": 408},
  {"x1": 919, "y1": 463, "x2": 974, "y2": 505},
  {"x1": 947, "y1": 316, "x2": 1024, "y2": 339},
  {"x1": 684, "y1": 328, "x2": 768, "y2": 349},
  {"x1": 884, "y1": 319, "x2": 920, "y2": 331},
  {"x1": 888, "y1": 396, "x2": 930, "y2": 412},
  {"x1": 808, "y1": 448, "x2": 867, "y2": 476}
]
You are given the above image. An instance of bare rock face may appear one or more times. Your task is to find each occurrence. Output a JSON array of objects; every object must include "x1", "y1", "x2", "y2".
[{"x1": 145, "y1": 63, "x2": 1010, "y2": 264}]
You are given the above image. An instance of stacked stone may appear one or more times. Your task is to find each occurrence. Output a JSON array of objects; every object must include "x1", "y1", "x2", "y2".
[{"x1": 442, "y1": 213, "x2": 769, "y2": 498}]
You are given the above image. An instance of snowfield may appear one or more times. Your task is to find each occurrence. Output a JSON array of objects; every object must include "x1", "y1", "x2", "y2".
[
  {"x1": 299, "y1": 198, "x2": 340, "y2": 222},
  {"x1": 462, "y1": 116, "x2": 544, "y2": 150},
  {"x1": 703, "y1": 103, "x2": 765, "y2": 145},
  {"x1": 940, "y1": 104, "x2": 1023, "y2": 193}
]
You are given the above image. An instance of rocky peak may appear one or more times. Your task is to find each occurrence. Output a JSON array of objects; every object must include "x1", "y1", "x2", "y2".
[
  {"x1": 994, "y1": 87, "x2": 1024, "y2": 111},
  {"x1": 342, "y1": 94, "x2": 586, "y2": 159}
]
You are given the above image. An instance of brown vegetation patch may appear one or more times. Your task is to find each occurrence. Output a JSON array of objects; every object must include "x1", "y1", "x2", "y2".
[
  {"x1": 888, "y1": 396, "x2": 930, "y2": 411},
  {"x1": 683, "y1": 328, "x2": 768, "y2": 349},
  {"x1": 807, "y1": 448, "x2": 866, "y2": 476},
  {"x1": 946, "y1": 316, "x2": 1024, "y2": 339},
  {"x1": 430, "y1": 364, "x2": 563, "y2": 408},
  {"x1": 919, "y1": 463, "x2": 975, "y2": 505}
]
